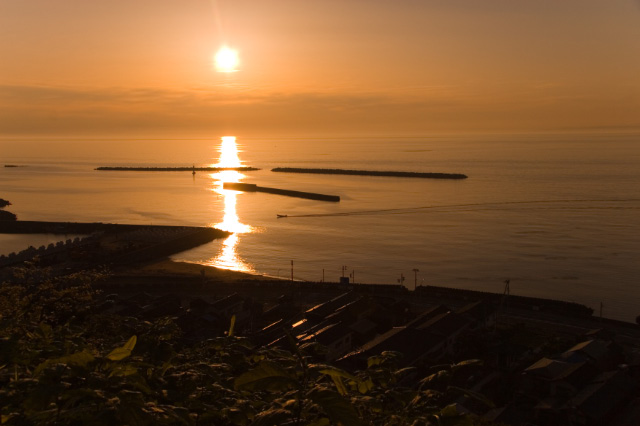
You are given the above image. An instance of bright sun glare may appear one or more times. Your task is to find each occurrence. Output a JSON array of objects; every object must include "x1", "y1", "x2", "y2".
[{"x1": 214, "y1": 47, "x2": 239, "y2": 72}]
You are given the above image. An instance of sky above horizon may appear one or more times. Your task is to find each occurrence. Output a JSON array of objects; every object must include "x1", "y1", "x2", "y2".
[{"x1": 1, "y1": 0, "x2": 639, "y2": 138}]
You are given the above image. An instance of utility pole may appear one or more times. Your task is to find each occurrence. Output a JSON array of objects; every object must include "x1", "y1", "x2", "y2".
[
  {"x1": 500, "y1": 279, "x2": 510, "y2": 328},
  {"x1": 342, "y1": 265, "x2": 348, "y2": 278},
  {"x1": 291, "y1": 260, "x2": 293, "y2": 282},
  {"x1": 397, "y1": 273, "x2": 405, "y2": 287},
  {"x1": 322, "y1": 268, "x2": 324, "y2": 283},
  {"x1": 600, "y1": 302, "x2": 603, "y2": 321},
  {"x1": 412, "y1": 268, "x2": 419, "y2": 291}
]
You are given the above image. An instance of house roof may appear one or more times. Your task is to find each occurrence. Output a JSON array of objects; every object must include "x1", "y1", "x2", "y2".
[
  {"x1": 524, "y1": 358, "x2": 585, "y2": 381},
  {"x1": 565, "y1": 370, "x2": 637, "y2": 422},
  {"x1": 211, "y1": 293, "x2": 244, "y2": 311},
  {"x1": 301, "y1": 322, "x2": 351, "y2": 346},
  {"x1": 405, "y1": 305, "x2": 450, "y2": 329},
  {"x1": 456, "y1": 300, "x2": 496, "y2": 321},
  {"x1": 416, "y1": 312, "x2": 471, "y2": 336},
  {"x1": 344, "y1": 325, "x2": 444, "y2": 366},
  {"x1": 359, "y1": 326, "x2": 406, "y2": 353},
  {"x1": 563, "y1": 339, "x2": 610, "y2": 362},
  {"x1": 305, "y1": 292, "x2": 358, "y2": 319},
  {"x1": 349, "y1": 318, "x2": 378, "y2": 335}
]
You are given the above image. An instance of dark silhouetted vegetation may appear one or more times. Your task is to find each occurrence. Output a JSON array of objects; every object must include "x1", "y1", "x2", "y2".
[{"x1": 0, "y1": 264, "x2": 495, "y2": 425}]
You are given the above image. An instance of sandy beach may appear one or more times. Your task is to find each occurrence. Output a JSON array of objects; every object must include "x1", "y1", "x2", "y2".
[{"x1": 130, "y1": 258, "x2": 268, "y2": 282}]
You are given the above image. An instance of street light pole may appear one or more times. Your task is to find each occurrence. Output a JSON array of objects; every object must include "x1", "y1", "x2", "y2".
[{"x1": 412, "y1": 268, "x2": 419, "y2": 291}]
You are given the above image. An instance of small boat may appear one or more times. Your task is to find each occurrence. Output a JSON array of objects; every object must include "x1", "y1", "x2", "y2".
[{"x1": 277, "y1": 214, "x2": 288, "y2": 218}]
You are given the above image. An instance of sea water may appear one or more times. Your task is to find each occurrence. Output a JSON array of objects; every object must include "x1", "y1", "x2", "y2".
[{"x1": 1, "y1": 133, "x2": 639, "y2": 321}]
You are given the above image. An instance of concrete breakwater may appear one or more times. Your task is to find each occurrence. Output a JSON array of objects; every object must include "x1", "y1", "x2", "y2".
[
  {"x1": 272, "y1": 167, "x2": 468, "y2": 179},
  {"x1": 223, "y1": 182, "x2": 340, "y2": 202},
  {"x1": 96, "y1": 166, "x2": 259, "y2": 172},
  {"x1": 0, "y1": 235, "x2": 94, "y2": 268},
  {"x1": 0, "y1": 221, "x2": 229, "y2": 268}
]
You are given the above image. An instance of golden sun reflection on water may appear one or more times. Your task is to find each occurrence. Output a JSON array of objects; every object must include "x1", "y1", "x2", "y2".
[{"x1": 206, "y1": 136, "x2": 254, "y2": 272}]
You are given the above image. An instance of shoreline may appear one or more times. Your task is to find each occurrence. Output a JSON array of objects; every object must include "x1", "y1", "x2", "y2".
[
  {"x1": 110, "y1": 258, "x2": 639, "y2": 330},
  {"x1": 1, "y1": 220, "x2": 636, "y2": 327}
]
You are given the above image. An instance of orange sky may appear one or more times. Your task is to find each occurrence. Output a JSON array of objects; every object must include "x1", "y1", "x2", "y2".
[{"x1": 1, "y1": 0, "x2": 639, "y2": 137}]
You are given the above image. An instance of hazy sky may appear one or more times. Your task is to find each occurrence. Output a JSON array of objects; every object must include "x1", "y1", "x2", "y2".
[{"x1": 1, "y1": 0, "x2": 639, "y2": 137}]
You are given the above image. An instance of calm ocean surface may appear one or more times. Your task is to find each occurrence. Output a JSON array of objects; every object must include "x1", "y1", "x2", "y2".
[{"x1": 1, "y1": 134, "x2": 639, "y2": 321}]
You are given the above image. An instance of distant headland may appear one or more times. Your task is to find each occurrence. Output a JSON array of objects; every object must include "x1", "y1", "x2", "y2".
[{"x1": 272, "y1": 167, "x2": 468, "y2": 179}]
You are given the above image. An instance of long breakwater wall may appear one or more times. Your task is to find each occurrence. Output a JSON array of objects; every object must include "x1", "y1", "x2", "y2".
[
  {"x1": 272, "y1": 167, "x2": 468, "y2": 180},
  {"x1": 223, "y1": 182, "x2": 340, "y2": 202},
  {"x1": 96, "y1": 167, "x2": 259, "y2": 172}
]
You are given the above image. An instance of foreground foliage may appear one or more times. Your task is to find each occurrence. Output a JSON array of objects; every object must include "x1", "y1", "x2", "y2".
[{"x1": 1, "y1": 265, "x2": 494, "y2": 425}]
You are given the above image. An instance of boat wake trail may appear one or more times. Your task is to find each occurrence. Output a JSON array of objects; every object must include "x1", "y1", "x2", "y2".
[{"x1": 280, "y1": 199, "x2": 640, "y2": 218}]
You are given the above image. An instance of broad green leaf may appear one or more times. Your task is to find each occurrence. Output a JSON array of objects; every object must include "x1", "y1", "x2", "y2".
[
  {"x1": 2, "y1": 414, "x2": 16, "y2": 424},
  {"x1": 34, "y1": 350, "x2": 95, "y2": 376},
  {"x1": 234, "y1": 361, "x2": 298, "y2": 391},
  {"x1": 314, "y1": 364, "x2": 358, "y2": 382},
  {"x1": 314, "y1": 365, "x2": 358, "y2": 396},
  {"x1": 228, "y1": 315, "x2": 236, "y2": 337},
  {"x1": 308, "y1": 387, "x2": 362, "y2": 426},
  {"x1": 105, "y1": 347, "x2": 131, "y2": 361},
  {"x1": 440, "y1": 403, "x2": 459, "y2": 417},
  {"x1": 367, "y1": 355, "x2": 382, "y2": 368},
  {"x1": 419, "y1": 370, "x2": 450, "y2": 390},
  {"x1": 106, "y1": 335, "x2": 137, "y2": 361},
  {"x1": 123, "y1": 335, "x2": 137, "y2": 351},
  {"x1": 380, "y1": 351, "x2": 402, "y2": 360},
  {"x1": 108, "y1": 364, "x2": 138, "y2": 377},
  {"x1": 331, "y1": 374, "x2": 348, "y2": 396},
  {"x1": 394, "y1": 367, "x2": 417, "y2": 378},
  {"x1": 357, "y1": 378, "x2": 374, "y2": 394}
]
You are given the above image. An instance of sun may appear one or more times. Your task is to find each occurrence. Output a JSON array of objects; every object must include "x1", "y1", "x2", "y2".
[{"x1": 214, "y1": 47, "x2": 239, "y2": 73}]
